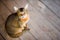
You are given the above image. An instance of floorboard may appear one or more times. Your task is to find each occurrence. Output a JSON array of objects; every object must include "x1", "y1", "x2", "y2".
[
  {"x1": 40, "y1": 0, "x2": 60, "y2": 18},
  {"x1": 0, "y1": 0, "x2": 60, "y2": 40}
]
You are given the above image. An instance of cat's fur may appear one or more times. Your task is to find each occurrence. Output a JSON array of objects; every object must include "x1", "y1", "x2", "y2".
[{"x1": 5, "y1": 8, "x2": 30, "y2": 38}]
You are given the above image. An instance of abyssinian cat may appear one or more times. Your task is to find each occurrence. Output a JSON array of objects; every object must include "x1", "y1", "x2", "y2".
[{"x1": 5, "y1": 4, "x2": 30, "y2": 38}]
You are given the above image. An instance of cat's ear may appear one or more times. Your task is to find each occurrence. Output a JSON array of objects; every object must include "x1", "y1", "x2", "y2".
[
  {"x1": 13, "y1": 6, "x2": 18, "y2": 11},
  {"x1": 24, "y1": 4, "x2": 29, "y2": 10}
]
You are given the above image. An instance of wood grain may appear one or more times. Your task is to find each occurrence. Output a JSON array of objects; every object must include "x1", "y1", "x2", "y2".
[
  {"x1": 40, "y1": 0, "x2": 60, "y2": 18},
  {"x1": 0, "y1": 0, "x2": 60, "y2": 40}
]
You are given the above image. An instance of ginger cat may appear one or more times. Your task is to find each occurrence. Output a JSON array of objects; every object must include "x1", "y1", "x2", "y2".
[{"x1": 5, "y1": 4, "x2": 30, "y2": 38}]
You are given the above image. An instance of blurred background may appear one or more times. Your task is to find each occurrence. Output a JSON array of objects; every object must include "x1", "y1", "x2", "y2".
[{"x1": 0, "y1": 0, "x2": 60, "y2": 40}]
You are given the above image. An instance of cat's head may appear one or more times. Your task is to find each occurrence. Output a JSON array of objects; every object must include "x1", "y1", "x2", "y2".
[{"x1": 13, "y1": 4, "x2": 29, "y2": 16}]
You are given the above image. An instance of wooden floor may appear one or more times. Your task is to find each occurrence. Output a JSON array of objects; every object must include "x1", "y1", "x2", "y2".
[{"x1": 0, "y1": 0, "x2": 60, "y2": 40}]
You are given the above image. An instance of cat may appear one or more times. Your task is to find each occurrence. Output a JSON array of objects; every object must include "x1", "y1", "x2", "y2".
[{"x1": 5, "y1": 4, "x2": 30, "y2": 38}]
